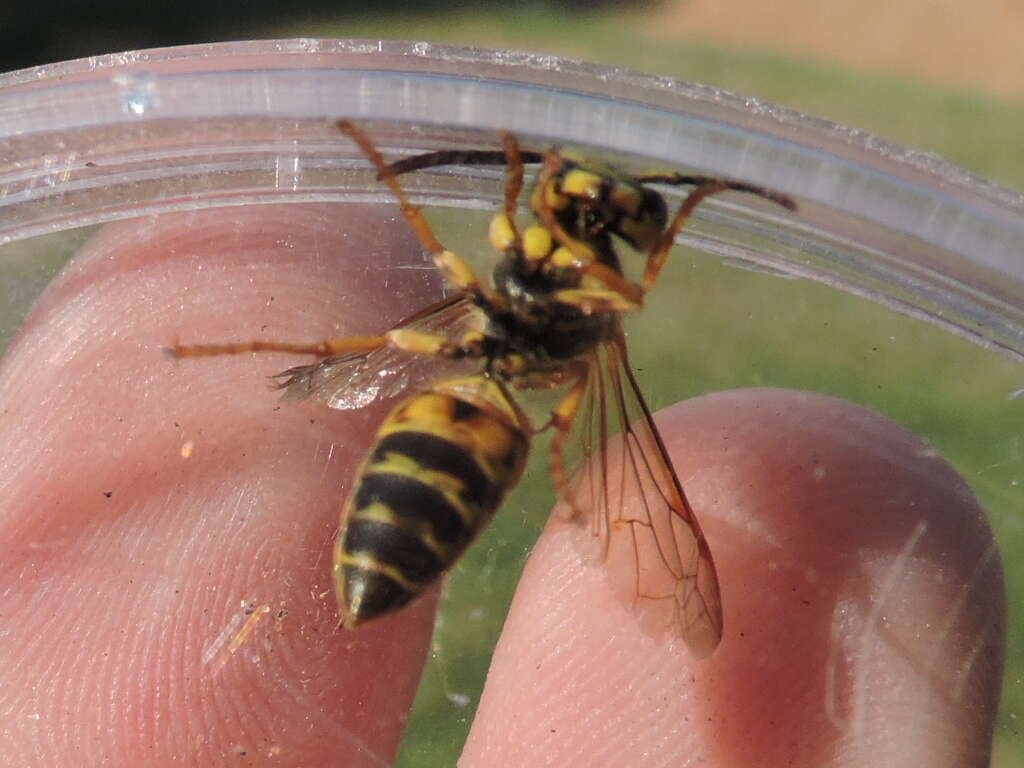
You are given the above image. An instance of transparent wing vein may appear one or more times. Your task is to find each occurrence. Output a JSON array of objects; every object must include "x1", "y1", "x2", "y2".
[{"x1": 560, "y1": 337, "x2": 723, "y2": 656}]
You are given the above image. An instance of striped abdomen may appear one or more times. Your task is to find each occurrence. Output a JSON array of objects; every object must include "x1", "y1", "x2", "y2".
[{"x1": 334, "y1": 376, "x2": 530, "y2": 626}]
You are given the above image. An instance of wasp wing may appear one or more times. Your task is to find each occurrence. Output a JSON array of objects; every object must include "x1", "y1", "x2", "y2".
[
  {"x1": 273, "y1": 294, "x2": 484, "y2": 410},
  {"x1": 557, "y1": 335, "x2": 723, "y2": 657}
]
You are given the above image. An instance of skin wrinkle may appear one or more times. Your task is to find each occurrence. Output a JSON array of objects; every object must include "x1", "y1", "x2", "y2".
[{"x1": 847, "y1": 520, "x2": 929, "y2": 740}]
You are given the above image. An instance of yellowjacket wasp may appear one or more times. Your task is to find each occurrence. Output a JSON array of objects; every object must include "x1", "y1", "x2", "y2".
[{"x1": 171, "y1": 121, "x2": 795, "y2": 657}]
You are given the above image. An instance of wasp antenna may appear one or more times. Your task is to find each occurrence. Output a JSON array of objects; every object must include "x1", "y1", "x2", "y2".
[{"x1": 638, "y1": 172, "x2": 796, "y2": 212}]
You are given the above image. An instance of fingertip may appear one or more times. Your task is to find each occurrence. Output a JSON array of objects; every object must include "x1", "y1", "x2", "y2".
[
  {"x1": 666, "y1": 389, "x2": 1004, "y2": 767},
  {"x1": 0, "y1": 203, "x2": 444, "y2": 764},
  {"x1": 465, "y1": 388, "x2": 1005, "y2": 767}
]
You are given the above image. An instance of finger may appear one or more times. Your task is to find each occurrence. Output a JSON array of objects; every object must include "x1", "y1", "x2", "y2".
[
  {"x1": 0, "y1": 204, "x2": 444, "y2": 766},
  {"x1": 463, "y1": 388, "x2": 1005, "y2": 767}
]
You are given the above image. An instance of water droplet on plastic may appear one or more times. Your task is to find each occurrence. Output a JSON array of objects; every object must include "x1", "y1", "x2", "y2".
[{"x1": 113, "y1": 72, "x2": 157, "y2": 116}]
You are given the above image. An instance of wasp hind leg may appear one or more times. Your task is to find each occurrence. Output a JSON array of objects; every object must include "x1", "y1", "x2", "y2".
[{"x1": 547, "y1": 360, "x2": 593, "y2": 523}]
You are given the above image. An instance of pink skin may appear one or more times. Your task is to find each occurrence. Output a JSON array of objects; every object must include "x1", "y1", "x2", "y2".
[{"x1": 0, "y1": 205, "x2": 1005, "y2": 767}]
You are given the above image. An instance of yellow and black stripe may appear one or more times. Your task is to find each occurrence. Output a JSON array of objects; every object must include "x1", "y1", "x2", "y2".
[{"x1": 334, "y1": 376, "x2": 530, "y2": 625}]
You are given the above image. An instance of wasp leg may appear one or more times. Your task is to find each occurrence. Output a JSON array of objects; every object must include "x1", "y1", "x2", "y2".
[
  {"x1": 553, "y1": 287, "x2": 639, "y2": 315},
  {"x1": 533, "y1": 151, "x2": 597, "y2": 269},
  {"x1": 431, "y1": 250, "x2": 492, "y2": 300},
  {"x1": 166, "y1": 334, "x2": 389, "y2": 360},
  {"x1": 641, "y1": 177, "x2": 796, "y2": 292},
  {"x1": 642, "y1": 180, "x2": 729, "y2": 292},
  {"x1": 547, "y1": 360, "x2": 592, "y2": 522},
  {"x1": 488, "y1": 133, "x2": 530, "y2": 258},
  {"x1": 579, "y1": 263, "x2": 645, "y2": 307},
  {"x1": 385, "y1": 328, "x2": 486, "y2": 360},
  {"x1": 501, "y1": 133, "x2": 525, "y2": 233},
  {"x1": 171, "y1": 326, "x2": 486, "y2": 371},
  {"x1": 338, "y1": 120, "x2": 504, "y2": 309}
]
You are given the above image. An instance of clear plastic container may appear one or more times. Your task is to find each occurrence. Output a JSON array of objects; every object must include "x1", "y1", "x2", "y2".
[{"x1": 0, "y1": 39, "x2": 1020, "y2": 766}]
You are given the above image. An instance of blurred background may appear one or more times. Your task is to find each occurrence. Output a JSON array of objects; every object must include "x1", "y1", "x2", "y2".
[
  {"x1": 3, "y1": 0, "x2": 1022, "y2": 193},
  {"x1": 4, "y1": 2, "x2": 1020, "y2": 765}
]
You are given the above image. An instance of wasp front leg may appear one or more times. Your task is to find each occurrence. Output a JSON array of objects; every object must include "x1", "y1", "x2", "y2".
[
  {"x1": 641, "y1": 178, "x2": 796, "y2": 292},
  {"x1": 338, "y1": 120, "x2": 505, "y2": 310},
  {"x1": 641, "y1": 180, "x2": 729, "y2": 293},
  {"x1": 552, "y1": 261, "x2": 646, "y2": 316},
  {"x1": 168, "y1": 327, "x2": 487, "y2": 365},
  {"x1": 166, "y1": 334, "x2": 390, "y2": 360},
  {"x1": 385, "y1": 328, "x2": 488, "y2": 360}
]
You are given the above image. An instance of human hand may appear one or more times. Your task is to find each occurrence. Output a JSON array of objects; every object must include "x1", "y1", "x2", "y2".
[{"x1": 0, "y1": 206, "x2": 1004, "y2": 767}]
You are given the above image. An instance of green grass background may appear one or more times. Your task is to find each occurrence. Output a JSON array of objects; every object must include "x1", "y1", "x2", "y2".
[{"x1": 281, "y1": 7, "x2": 1024, "y2": 766}]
